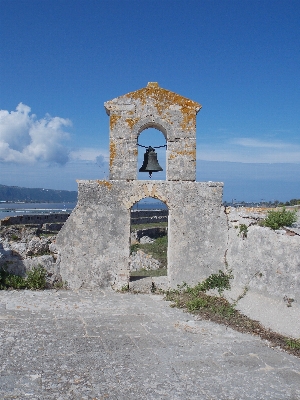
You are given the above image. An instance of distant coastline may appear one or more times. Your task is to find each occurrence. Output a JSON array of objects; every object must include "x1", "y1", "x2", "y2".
[
  {"x1": 0, "y1": 184, "x2": 77, "y2": 203},
  {"x1": 0, "y1": 202, "x2": 76, "y2": 220},
  {"x1": 0, "y1": 184, "x2": 167, "y2": 220}
]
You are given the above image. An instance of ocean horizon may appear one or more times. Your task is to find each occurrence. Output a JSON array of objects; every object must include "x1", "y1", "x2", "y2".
[{"x1": 0, "y1": 200, "x2": 167, "y2": 220}]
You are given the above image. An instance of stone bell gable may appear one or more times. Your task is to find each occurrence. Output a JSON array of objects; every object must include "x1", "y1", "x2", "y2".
[
  {"x1": 56, "y1": 83, "x2": 227, "y2": 290},
  {"x1": 104, "y1": 82, "x2": 202, "y2": 181}
]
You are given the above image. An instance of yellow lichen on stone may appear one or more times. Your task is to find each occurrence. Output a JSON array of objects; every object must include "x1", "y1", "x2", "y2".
[
  {"x1": 97, "y1": 180, "x2": 112, "y2": 189},
  {"x1": 169, "y1": 148, "x2": 196, "y2": 160},
  {"x1": 180, "y1": 107, "x2": 196, "y2": 131},
  {"x1": 125, "y1": 86, "x2": 201, "y2": 122},
  {"x1": 110, "y1": 141, "x2": 117, "y2": 167},
  {"x1": 133, "y1": 148, "x2": 138, "y2": 156},
  {"x1": 110, "y1": 115, "x2": 121, "y2": 130},
  {"x1": 125, "y1": 117, "x2": 140, "y2": 129}
]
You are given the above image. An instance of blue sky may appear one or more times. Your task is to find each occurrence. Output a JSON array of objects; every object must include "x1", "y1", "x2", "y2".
[{"x1": 0, "y1": 0, "x2": 299, "y2": 202}]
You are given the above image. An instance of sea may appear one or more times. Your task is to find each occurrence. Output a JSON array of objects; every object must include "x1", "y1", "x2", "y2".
[
  {"x1": 0, "y1": 200, "x2": 167, "y2": 220},
  {"x1": 0, "y1": 202, "x2": 77, "y2": 221}
]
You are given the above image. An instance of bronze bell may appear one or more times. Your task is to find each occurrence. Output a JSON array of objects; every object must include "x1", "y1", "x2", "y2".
[{"x1": 139, "y1": 146, "x2": 163, "y2": 178}]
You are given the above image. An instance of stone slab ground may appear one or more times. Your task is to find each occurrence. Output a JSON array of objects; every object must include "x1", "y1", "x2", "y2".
[{"x1": 0, "y1": 289, "x2": 300, "y2": 399}]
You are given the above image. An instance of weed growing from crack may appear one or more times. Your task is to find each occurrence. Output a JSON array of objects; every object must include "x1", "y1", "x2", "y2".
[
  {"x1": 163, "y1": 271, "x2": 300, "y2": 358},
  {"x1": 239, "y1": 224, "x2": 248, "y2": 238},
  {"x1": 285, "y1": 338, "x2": 300, "y2": 349},
  {"x1": 182, "y1": 270, "x2": 233, "y2": 296},
  {"x1": 186, "y1": 294, "x2": 235, "y2": 317},
  {"x1": 120, "y1": 284, "x2": 129, "y2": 292},
  {"x1": 53, "y1": 280, "x2": 68, "y2": 289}
]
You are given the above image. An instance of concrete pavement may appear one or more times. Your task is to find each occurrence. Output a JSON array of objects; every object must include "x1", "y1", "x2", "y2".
[{"x1": 0, "y1": 288, "x2": 300, "y2": 399}]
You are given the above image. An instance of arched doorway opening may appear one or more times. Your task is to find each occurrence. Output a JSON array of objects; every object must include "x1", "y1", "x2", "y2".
[
  {"x1": 137, "y1": 128, "x2": 166, "y2": 180},
  {"x1": 129, "y1": 197, "x2": 168, "y2": 283}
]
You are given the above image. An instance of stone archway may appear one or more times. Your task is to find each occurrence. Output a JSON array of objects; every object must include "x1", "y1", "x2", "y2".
[
  {"x1": 56, "y1": 83, "x2": 227, "y2": 290},
  {"x1": 129, "y1": 197, "x2": 169, "y2": 287},
  {"x1": 104, "y1": 82, "x2": 201, "y2": 181}
]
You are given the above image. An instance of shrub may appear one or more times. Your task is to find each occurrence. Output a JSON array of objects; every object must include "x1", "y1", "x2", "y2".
[
  {"x1": 185, "y1": 270, "x2": 233, "y2": 296},
  {"x1": 4, "y1": 274, "x2": 27, "y2": 289},
  {"x1": 0, "y1": 265, "x2": 47, "y2": 290},
  {"x1": 262, "y1": 207, "x2": 297, "y2": 230},
  {"x1": 26, "y1": 266, "x2": 47, "y2": 289},
  {"x1": 239, "y1": 224, "x2": 248, "y2": 238},
  {"x1": 11, "y1": 234, "x2": 19, "y2": 241},
  {"x1": 0, "y1": 267, "x2": 27, "y2": 289}
]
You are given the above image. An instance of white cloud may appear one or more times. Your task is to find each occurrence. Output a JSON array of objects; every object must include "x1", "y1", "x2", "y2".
[
  {"x1": 70, "y1": 147, "x2": 109, "y2": 162},
  {"x1": 232, "y1": 138, "x2": 290, "y2": 149},
  {"x1": 0, "y1": 103, "x2": 71, "y2": 164},
  {"x1": 197, "y1": 137, "x2": 300, "y2": 163}
]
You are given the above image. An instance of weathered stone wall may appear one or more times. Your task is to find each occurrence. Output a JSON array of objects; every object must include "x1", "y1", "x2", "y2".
[
  {"x1": 225, "y1": 208, "x2": 300, "y2": 303},
  {"x1": 104, "y1": 82, "x2": 201, "y2": 181},
  {"x1": 56, "y1": 180, "x2": 227, "y2": 289}
]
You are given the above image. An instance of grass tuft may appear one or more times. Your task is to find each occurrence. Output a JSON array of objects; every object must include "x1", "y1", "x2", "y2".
[{"x1": 164, "y1": 273, "x2": 300, "y2": 358}]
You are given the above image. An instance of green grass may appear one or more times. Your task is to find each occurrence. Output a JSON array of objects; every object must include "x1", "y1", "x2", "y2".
[
  {"x1": 185, "y1": 294, "x2": 236, "y2": 317},
  {"x1": 130, "y1": 268, "x2": 167, "y2": 277},
  {"x1": 284, "y1": 338, "x2": 300, "y2": 349},
  {"x1": 163, "y1": 274, "x2": 300, "y2": 358},
  {"x1": 165, "y1": 271, "x2": 235, "y2": 317},
  {"x1": 182, "y1": 270, "x2": 233, "y2": 296},
  {"x1": 130, "y1": 235, "x2": 168, "y2": 266}
]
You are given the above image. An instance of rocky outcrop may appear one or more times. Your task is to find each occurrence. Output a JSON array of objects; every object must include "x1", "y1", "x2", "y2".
[{"x1": 0, "y1": 225, "x2": 62, "y2": 286}]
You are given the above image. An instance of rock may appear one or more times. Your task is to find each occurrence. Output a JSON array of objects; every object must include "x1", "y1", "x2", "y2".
[
  {"x1": 274, "y1": 229, "x2": 287, "y2": 235},
  {"x1": 139, "y1": 236, "x2": 154, "y2": 244},
  {"x1": 0, "y1": 225, "x2": 62, "y2": 286},
  {"x1": 129, "y1": 250, "x2": 161, "y2": 271}
]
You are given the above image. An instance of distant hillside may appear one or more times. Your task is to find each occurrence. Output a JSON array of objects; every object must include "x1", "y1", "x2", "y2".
[{"x1": 0, "y1": 184, "x2": 77, "y2": 203}]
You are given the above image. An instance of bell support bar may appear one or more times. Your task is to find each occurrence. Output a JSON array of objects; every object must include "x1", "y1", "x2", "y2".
[{"x1": 137, "y1": 144, "x2": 167, "y2": 149}]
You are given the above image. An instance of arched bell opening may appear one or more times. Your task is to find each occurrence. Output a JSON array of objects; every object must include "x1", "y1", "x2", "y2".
[
  {"x1": 129, "y1": 197, "x2": 169, "y2": 283},
  {"x1": 137, "y1": 128, "x2": 167, "y2": 180}
]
